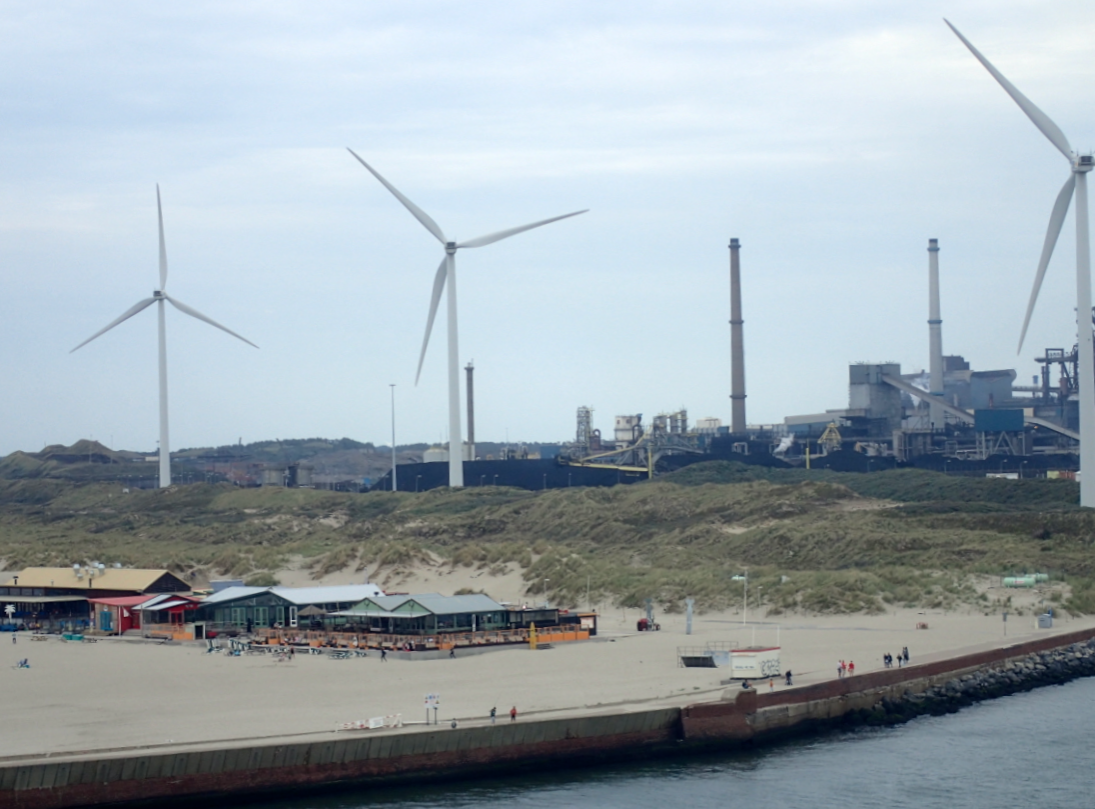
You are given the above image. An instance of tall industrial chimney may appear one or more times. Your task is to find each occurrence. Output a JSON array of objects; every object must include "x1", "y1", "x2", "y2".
[
  {"x1": 729, "y1": 238, "x2": 747, "y2": 435},
  {"x1": 465, "y1": 360, "x2": 475, "y2": 461},
  {"x1": 927, "y1": 239, "x2": 945, "y2": 429}
]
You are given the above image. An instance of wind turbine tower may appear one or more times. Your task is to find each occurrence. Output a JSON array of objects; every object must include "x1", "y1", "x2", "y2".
[
  {"x1": 71, "y1": 186, "x2": 258, "y2": 488},
  {"x1": 927, "y1": 239, "x2": 945, "y2": 430},
  {"x1": 947, "y1": 21, "x2": 1094, "y2": 506},
  {"x1": 349, "y1": 149, "x2": 587, "y2": 487}
]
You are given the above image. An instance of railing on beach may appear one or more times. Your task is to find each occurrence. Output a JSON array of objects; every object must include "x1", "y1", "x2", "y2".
[{"x1": 229, "y1": 625, "x2": 589, "y2": 650}]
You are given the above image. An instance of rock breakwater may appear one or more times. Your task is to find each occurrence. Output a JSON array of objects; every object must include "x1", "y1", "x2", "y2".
[{"x1": 868, "y1": 639, "x2": 1095, "y2": 725}]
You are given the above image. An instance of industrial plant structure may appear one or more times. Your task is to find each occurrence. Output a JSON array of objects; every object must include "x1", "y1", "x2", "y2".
[{"x1": 369, "y1": 234, "x2": 1086, "y2": 492}]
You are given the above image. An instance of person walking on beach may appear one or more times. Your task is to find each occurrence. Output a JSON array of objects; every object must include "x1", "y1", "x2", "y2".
[
  {"x1": 381, "y1": 648, "x2": 387, "y2": 662},
  {"x1": 510, "y1": 706, "x2": 517, "y2": 722},
  {"x1": 903, "y1": 647, "x2": 909, "y2": 664},
  {"x1": 449, "y1": 648, "x2": 456, "y2": 659},
  {"x1": 769, "y1": 678, "x2": 774, "y2": 692},
  {"x1": 490, "y1": 707, "x2": 497, "y2": 725},
  {"x1": 785, "y1": 670, "x2": 793, "y2": 686},
  {"x1": 848, "y1": 661, "x2": 855, "y2": 676}
]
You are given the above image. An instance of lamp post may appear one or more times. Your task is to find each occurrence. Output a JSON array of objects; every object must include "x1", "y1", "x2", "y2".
[
  {"x1": 389, "y1": 384, "x2": 397, "y2": 492},
  {"x1": 1021, "y1": 460, "x2": 1028, "y2": 479},
  {"x1": 731, "y1": 569, "x2": 748, "y2": 625},
  {"x1": 543, "y1": 578, "x2": 550, "y2": 608},
  {"x1": 493, "y1": 474, "x2": 498, "y2": 486},
  {"x1": 415, "y1": 475, "x2": 421, "y2": 492}
]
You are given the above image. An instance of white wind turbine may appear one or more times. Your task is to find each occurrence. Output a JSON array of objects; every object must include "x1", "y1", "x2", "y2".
[
  {"x1": 71, "y1": 186, "x2": 258, "y2": 488},
  {"x1": 947, "y1": 21, "x2": 1095, "y2": 507},
  {"x1": 349, "y1": 149, "x2": 587, "y2": 488}
]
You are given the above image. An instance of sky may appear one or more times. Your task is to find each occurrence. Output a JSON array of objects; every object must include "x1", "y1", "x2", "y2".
[{"x1": 2, "y1": 1, "x2": 1094, "y2": 456}]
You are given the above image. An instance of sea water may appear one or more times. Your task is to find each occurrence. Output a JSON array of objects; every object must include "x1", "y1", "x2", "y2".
[{"x1": 261, "y1": 677, "x2": 1095, "y2": 809}]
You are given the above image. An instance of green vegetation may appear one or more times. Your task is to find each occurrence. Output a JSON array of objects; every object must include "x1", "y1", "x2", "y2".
[{"x1": 0, "y1": 461, "x2": 1091, "y2": 615}]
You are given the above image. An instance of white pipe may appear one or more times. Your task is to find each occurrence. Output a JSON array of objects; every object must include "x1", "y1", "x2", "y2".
[{"x1": 390, "y1": 383, "x2": 397, "y2": 492}]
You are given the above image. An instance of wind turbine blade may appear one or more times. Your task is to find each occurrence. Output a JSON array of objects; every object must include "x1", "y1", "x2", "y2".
[
  {"x1": 1018, "y1": 173, "x2": 1076, "y2": 353},
  {"x1": 165, "y1": 295, "x2": 259, "y2": 348},
  {"x1": 945, "y1": 20, "x2": 1073, "y2": 160},
  {"x1": 156, "y1": 184, "x2": 168, "y2": 290},
  {"x1": 457, "y1": 209, "x2": 589, "y2": 249},
  {"x1": 346, "y1": 149, "x2": 446, "y2": 244},
  {"x1": 70, "y1": 297, "x2": 156, "y2": 352},
  {"x1": 415, "y1": 258, "x2": 448, "y2": 385}
]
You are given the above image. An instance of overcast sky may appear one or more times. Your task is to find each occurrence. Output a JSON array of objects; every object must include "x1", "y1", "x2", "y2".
[{"x1": 2, "y1": 1, "x2": 1094, "y2": 456}]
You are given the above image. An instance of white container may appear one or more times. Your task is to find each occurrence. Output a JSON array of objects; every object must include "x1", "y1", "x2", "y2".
[
  {"x1": 423, "y1": 447, "x2": 448, "y2": 463},
  {"x1": 730, "y1": 646, "x2": 782, "y2": 680}
]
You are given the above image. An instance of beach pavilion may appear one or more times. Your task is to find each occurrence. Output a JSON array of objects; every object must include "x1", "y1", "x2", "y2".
[
  {"x1": 1, "y1": 567, "x2": 191, "y2": 631},
  {"x1": 329, "y1": 594, "x2": 511, "y2": 636},
  {"x1": 195, "y1": 584, "x2": 384, "y2": 632}
]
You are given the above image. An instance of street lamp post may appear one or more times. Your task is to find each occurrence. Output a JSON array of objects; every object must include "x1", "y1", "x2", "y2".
[
  {"x1": 389, "y1": 384, "x2": 397, "y2": 492},
  {"x1": 415, "y1": 475, "x2": 421, "y2": 492},
  {"x1": 493, "y1": 474, "x2": 498, "y2": 486},
  {"x1": 731, "y1": 569, "x2": 748, "y2": 625}
]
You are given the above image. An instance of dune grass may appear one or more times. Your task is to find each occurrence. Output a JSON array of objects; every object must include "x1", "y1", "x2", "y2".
[{"x1": 0, "y1": 461, "x2": 1091, "y2": 615}]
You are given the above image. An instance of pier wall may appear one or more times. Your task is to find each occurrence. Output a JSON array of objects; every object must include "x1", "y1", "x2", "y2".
[
  {"x1": 681, "y1": 624, "x2": 1095, "y2": 742},
  {"x1": 5, "y1": 625, "x2": 1095, "y2": 809},
  {"x1": 0, "y1": 709, "x2": 679, "y2": 809}
]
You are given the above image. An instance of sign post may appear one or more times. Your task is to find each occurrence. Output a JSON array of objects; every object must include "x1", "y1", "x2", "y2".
[{"x1": 424, "y1": 693, "x2": 440, "y2": 725}]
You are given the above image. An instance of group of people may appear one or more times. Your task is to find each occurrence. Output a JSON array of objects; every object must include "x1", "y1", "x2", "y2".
[
  {"x1": 741, "y1": 671, "x2": 793, "y2": 690},
  {"x1": 883, "y1": 647, "x2": 910, "y2": 668},
  {"x1": 837, "y1": 660, "x2": 855, "y2": 678},
  {"x1": 488, "y1": 706, "x2": 518, "y2": 723}
]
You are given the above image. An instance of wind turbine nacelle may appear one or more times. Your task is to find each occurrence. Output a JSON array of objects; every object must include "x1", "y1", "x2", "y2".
[{"x1": 1079, "y1": 154, "x2": 1094, "y2": 172}]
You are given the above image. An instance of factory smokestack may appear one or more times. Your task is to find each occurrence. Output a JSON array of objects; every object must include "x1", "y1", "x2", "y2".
[
  {"x1": 928, "y1": 239, "x2": 944, "y2": 430},
  {"x1": 729, "y1": 238, "x2": 746, "y2": 435},
  {"x1": 465, "y1": 360, "x2": 475, "y2": 461}
]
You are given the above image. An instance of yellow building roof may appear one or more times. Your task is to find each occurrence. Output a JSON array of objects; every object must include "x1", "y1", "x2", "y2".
[{"x1": 3, "y1": 567, "x2": 188, "y2": 592}]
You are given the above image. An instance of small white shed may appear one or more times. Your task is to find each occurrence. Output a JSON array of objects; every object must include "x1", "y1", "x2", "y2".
[{"x1": 730, "y1": 646, "x2": 782, "y2": 679}]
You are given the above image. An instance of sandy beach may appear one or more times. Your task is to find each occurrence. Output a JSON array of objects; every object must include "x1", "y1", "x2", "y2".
[{"x1": 4, "y1": 595, "x2": 1092, "y2": 761}]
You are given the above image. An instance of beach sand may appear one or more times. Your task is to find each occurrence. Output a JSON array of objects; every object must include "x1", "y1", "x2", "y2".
[{"x1": 4, "y1": 597, "x2": 1091, "y2": 760}]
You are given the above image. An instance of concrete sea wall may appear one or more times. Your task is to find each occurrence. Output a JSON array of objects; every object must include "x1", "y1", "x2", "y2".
[
  {"x1": 5, "y1": 625, "x2": 1095, "y2": 809},
  {"x1": 0, "y1": 710, "x2": 681, "y2": 809}
]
